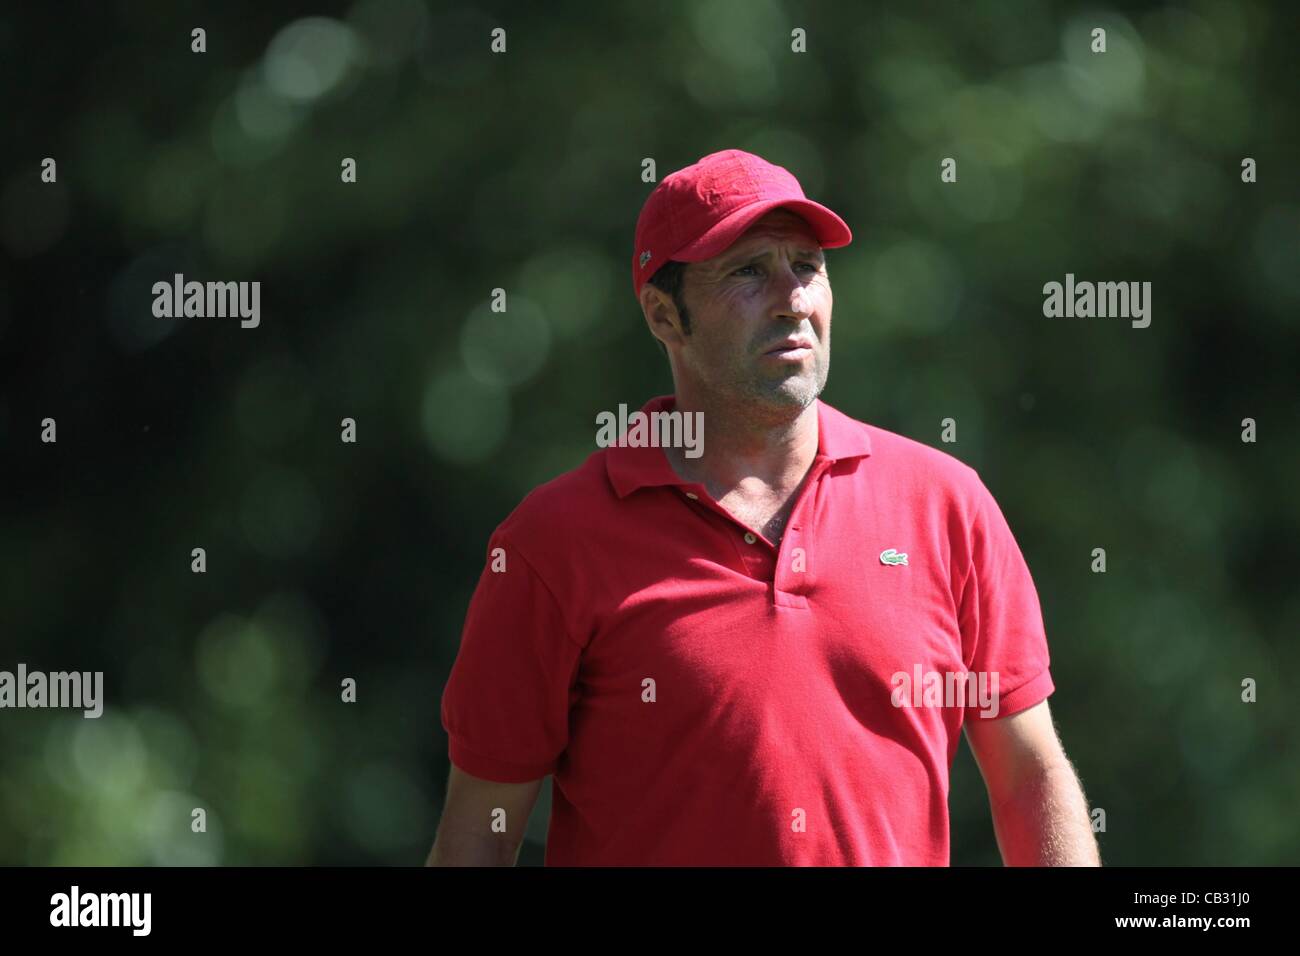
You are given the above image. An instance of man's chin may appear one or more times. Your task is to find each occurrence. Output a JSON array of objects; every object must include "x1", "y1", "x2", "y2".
[{"x1": 747, "y1": 371, "x2": 825, "y2": 411}]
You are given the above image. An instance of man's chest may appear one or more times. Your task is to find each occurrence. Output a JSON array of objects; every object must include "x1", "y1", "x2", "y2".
[
  {"x1": 576, "y1": 494, "x2": 970, "y2": 721},
  {"x1": 715, "y1": 489, "x2": 798, "y2": 545}
]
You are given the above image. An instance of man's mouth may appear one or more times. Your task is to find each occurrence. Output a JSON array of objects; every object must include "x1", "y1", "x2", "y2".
[{"x1": 764, "y1": 337, "x2": 815, "y2": 358}]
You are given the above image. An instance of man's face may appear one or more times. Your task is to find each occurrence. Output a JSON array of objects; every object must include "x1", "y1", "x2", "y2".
[{"x1": 670, "y1": 208, "x2": 831, "y2": 413}]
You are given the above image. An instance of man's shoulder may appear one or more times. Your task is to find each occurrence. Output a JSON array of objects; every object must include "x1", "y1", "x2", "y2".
[
  {"x1": 825, "y1": 404, "x2": 986, "y2": 506},
  {"x1": 493, "y1": 448, "x2": 620, "y2": 545},
  {"x1": 825, "y1": 402, "x2": 977, "y2": 477},
  {"x1": 869, "y1": 423, "x2": 976, "y2": 475}
]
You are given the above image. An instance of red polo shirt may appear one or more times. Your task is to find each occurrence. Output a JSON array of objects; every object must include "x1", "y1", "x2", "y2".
[{"x1": 440, "y1": 394, "x2": 1054, "y2": 865}]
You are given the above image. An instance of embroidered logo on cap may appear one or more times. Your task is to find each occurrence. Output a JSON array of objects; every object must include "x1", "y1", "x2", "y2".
[
  {"x1": 880, "y1": 548, "x2": 908, "y2": 566},
  {"x1": 639, "y1": 250, "x2": 652, "y2": 268}
]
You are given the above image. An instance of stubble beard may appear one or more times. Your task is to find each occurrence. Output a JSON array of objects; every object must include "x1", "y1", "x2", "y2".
[{"x1": 726, "y1": 346, "x2": 831, "y2": 425}]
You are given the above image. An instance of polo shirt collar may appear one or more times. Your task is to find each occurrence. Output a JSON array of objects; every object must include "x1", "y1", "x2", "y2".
[{"x1": 606, "y1": 394, "x2": 872, "y2": 499}]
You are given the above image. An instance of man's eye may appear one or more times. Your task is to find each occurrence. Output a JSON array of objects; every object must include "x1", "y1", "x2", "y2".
[{"x1": 732, "y1": 263, "x2": 818, "y2": 276}]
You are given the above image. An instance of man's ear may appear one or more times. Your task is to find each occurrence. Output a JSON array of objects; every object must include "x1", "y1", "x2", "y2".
[{"x1": 641, "y1": 282, "x2": 687, "y2": 350}]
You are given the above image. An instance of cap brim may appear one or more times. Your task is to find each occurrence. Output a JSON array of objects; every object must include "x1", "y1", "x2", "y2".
[{"x1": 672, "y1": 197, "x2": 852, "y2": 263}]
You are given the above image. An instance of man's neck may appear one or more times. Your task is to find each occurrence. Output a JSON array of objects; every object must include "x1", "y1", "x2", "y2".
[{"x1": 662, "y1": 392, "x2": 821, "y2": 497}]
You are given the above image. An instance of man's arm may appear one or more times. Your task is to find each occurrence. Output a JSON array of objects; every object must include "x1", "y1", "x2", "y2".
[
  {"x1": 425, "y1": 765, "x2": 545, "y2": 866},
  {"x1": 963, "y1": 699, "x2": 1101, "y2": 866}
]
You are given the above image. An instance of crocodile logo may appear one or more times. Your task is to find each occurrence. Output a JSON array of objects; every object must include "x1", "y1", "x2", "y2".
[{"x1": 879, "y1": 548, "x2": 908, "y2": 566}]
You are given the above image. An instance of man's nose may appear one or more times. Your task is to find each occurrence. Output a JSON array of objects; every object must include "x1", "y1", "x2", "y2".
[
  {"x1": 765, "y1": 263, "x2": 806, "y2": 313},
  {"x1": 775, "y1": 276, "x2": 812, "y2": 321},
  {"x1": 788, "y1": 286, "x2": 813, "y2": 318}
]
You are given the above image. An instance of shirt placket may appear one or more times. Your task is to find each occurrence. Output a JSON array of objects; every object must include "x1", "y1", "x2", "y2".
[
  {"x1": 674, "y1": 455, "x2": 833, "y2": 605},
  {"x1": 772, "y1": 455, "x2": 831, "y2": 608}
]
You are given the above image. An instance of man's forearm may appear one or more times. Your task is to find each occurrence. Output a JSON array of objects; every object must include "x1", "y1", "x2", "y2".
[
  {"x1": 426, "y1": 831, "x2": 523, "y2": 866},
  {"x1": 988, "y1": 761, "x2": 1101, "y2": 866}
]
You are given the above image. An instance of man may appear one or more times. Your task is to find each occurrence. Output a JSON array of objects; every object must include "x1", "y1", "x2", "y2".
[{"x1": 429, "y1": 149, "x2": 1100, "y2": 867}]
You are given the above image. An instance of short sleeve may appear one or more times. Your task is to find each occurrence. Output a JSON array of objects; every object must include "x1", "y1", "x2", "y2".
[
  {"x1": 440, "y1": 530, "x2": 584, "y2": 782},
  {"x1": 957, "y1": 475, "x2": 1054, "y2": 722}
]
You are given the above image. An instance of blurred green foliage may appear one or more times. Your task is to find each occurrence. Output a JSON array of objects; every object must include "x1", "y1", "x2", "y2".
[{"x1": 1, "y1": 0, "x2": 1297, "y2": 865}]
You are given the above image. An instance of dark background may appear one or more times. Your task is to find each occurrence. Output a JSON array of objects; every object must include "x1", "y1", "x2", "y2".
[{"x1": 1, "y1": 0, "x2": 1297, "y2": 865}]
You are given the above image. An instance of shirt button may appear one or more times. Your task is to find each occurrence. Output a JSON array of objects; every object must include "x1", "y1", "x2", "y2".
[
  {"x1": 685, "y1": 492, "x2": 698, "y2": 500},
  {"x1": 743, "y1": 532, "x2": 757, "y2": 544}
]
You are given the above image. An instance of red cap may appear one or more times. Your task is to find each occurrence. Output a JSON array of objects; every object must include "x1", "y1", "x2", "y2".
[{"x1": 632, "y1": 148, "x2": 852, "y2": 300}]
